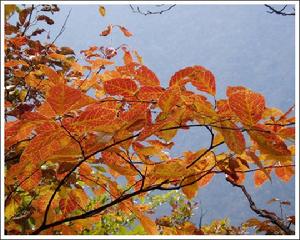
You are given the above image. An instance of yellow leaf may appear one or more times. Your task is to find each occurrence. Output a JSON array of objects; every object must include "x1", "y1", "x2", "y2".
[
  {"x1": 19, "y1": 89, "x2": 27, "y2": 102},
  {"x1": 5, "y1": 5, "x2": 17, "y2": 20},
  {"x1": 5, "y1": 199, "x2": 18, "y2": 220},
  {"x1": 133, "y1": 50, "x2": 143, "y2": 64},
  {"x1": 182, "y1": 176, "x2": 199, "y2": 199},
  {"x1": 98, "y1": 6, "x2": 106, "y2": 16}
]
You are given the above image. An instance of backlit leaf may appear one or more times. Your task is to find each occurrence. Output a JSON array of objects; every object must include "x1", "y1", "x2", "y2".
[
  {"x1": 158, "y1": 86, "x2": 180, "y2": 113},
  {"x1": 46, "y1": 83, "x2": 95, "y2": 115},
  {"x1": 182, "y1": 176, "x2": 199, "y2": 199},
  {"x1": 248, "y1": 124, "x2": 291, "y2": 156},
  {"x1": 5, "y1": 60, "x2": 29, "y2": 67},
  {"x1": 103, "y1": 78, "x2": 138, "y2": 97},
  {"x1": 218, "y1": 120, "x2": 245, "y2": 154},
  {"x1": 275, "y1": 165, "x2": 294, "y2": 182},
  {"x1": 170, "y1": 65, "x2": 216, "y2": 96},
  {"x1": 124, "y1": 51, "x2": 133, "y2": 65},
  {"x1": 246, "y1": 150, "x2": 271, "y2": 183},
  {"x1": 254, "y1": 168, "x2": 271, "y2": 187},
  {"x1": 228, "y1": 87, "x2": 265, "y2": 126},
  {"x1": 5, "y1": 199, "x2": 19, "y2": 220},
  {"x1": 117, "y1": 63, "x2": 160, "y2": 86},
  {"x1": 18, "y1": 163, "x2": 42, "y2": 191},
  {"x1": 134, "y1": 210, "x2": 158, "y2": 235},
  {"x1": 137, "y1": 86, "x2": 164, "y2": 101}
]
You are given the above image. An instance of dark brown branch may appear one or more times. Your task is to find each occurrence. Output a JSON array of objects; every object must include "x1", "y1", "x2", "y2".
[
  {"x1": 265, "y1": 122, "x2": 295, "y2": 127},
  {"x1": 129, "y1": 4, "x2": 176, "y2": 16},
  {"x1": 265, "y1": 4, "x2": 295, "y2": 16},
  {"x1": 226, "y1": 177, "x2": 295, "y2": 235},
  {"x1": 79, "y1": 174, "x2": 116, "y2": 200},
  {"x1": 186, "y1": 140, "x2": 224, "y2": 169},
  {"x1": 213, "y1": 164, "x2": 295, "y2": 174},
  {"x1": 51, "y1": 9, "x2": 72, "y2": 44},
  {"x1": 32, "y1": 180, "x2": 169, "y2": 234},
  {"x1": 40, "y1": 133, "x2": 139, "y2": 229}
]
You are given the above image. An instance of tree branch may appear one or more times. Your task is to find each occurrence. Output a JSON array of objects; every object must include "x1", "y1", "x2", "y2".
[
  {"x1": 51, "y1": 9, "x2": 72, "y2": 44},
  {"x1": 265, "y1": 4, "x2": 295, "y2": 16},
  {"x1": 226, "y1": 177, "x2": 295, "y2": 235},
  {"x1": 129, "y1": 4, "x2": 176, "y2": 16}
]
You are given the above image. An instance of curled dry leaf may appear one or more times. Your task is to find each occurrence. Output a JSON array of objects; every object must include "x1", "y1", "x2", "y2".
[{"x1": 99, "y1": 24, "x2": 112, "y2": 36}]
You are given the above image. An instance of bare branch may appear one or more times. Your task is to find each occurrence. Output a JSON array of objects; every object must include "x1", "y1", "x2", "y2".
[
  {"x1": 129, "y1": 4, "x2": 176, "y2": 16},
  {"x1": 226, "y1": 177, "x2": 295, "y2": 235},
  {"x1": 51, "y1": 9, "x2": 72, "y2": 44},
  {"x1": 265, "y1": 4, "x2": 295, "y2": 16}
]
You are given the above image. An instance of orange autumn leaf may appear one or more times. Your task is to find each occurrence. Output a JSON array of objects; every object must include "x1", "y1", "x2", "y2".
[
  {"x1": 134, "y1": 210, "x2": 158, "y2": 235},
  {"x1": 18, "y1": 163, "x2": 42, "y2": 191},
  {"x1": 122, "y1": 48, "x2": 133, "y2": 65},
  {"x1": 117, "y1": 25, "x2": 133, "y2": 37},
  {"x1": 198, "y1": 173, "x2": 214, "y2": 188},
  {"x1": 103, "y1": 78, "x2": 138, "y2": 97},
  {"x1": 246, "y1": 150, "x2": 272, "y2": 183},
  {"x1": 5, "y1": 59, "x2": 29, "y2": 67},
  {"x1": 275, "y1": 165, "x2": 294, "y2": 182},
  {"x1": 218, "y1": 120, "x2": 246, "y2": 154},
  {"x1": 228, "y1": 87, "x2": 265, "y2": 126},
  {"x1": 69, "y1": 105, "x2": 117, "y2": 134},
  {"x1": 248, "y1": 124, "x2": 291, "y2": 156},
  {"x1": 46, "y1": 83, "x2": 95, "y2": 115},
  {"x1": 158, "y1": 86, "x2": 181, "y2": 113},
  {"x1": 117, "y1": 63, "x2": 160, "y2": 86},
  {"x1": 169, "y1": 65, "x2": 216, "y2": 96},
  {"x1": 137, "y1": 86, "x2": 164, "y2": 101},
  {"x1": 182, "y1": 176, "x2": 199, "y2": 199},
  {"x1": 254, "y1": 168, "x2": 272, "y2": 187}
]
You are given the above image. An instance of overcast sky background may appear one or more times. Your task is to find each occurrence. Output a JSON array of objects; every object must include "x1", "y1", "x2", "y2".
[{"x1": 39, "y1": 3, "x2": 295, "y2": 229}]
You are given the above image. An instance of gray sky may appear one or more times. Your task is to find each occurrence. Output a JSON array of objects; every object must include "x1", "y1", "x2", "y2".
[{"x1": 43, "y1": 4, "x2": 295, "y2": 228}]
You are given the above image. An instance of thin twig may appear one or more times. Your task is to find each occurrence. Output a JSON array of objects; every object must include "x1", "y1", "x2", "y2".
[
  {"x1": 265, "y1": 4, "x2": 295, "y2": 16},
  {"x1": 51, "y1": 9, "x2": 72, "y2": 44},
  {"x1": 129, "y1": 4, "x2": 176, "y2": 16}
]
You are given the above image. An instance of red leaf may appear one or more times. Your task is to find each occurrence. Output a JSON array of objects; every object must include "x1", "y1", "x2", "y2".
[
  {"x1": 100, "y1": 24, "x2": 112, "y2": 36},
  {"x1": 103, "y1": 78, "x2": 138, "y2": 97},
  {"x1": 137, "y1": 86, "x2": 164, "y2": 101}
]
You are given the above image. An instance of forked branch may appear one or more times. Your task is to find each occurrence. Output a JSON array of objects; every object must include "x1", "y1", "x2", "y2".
[{"x1": 226, "y1": 177, "x2": 295, "y2": 235}]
